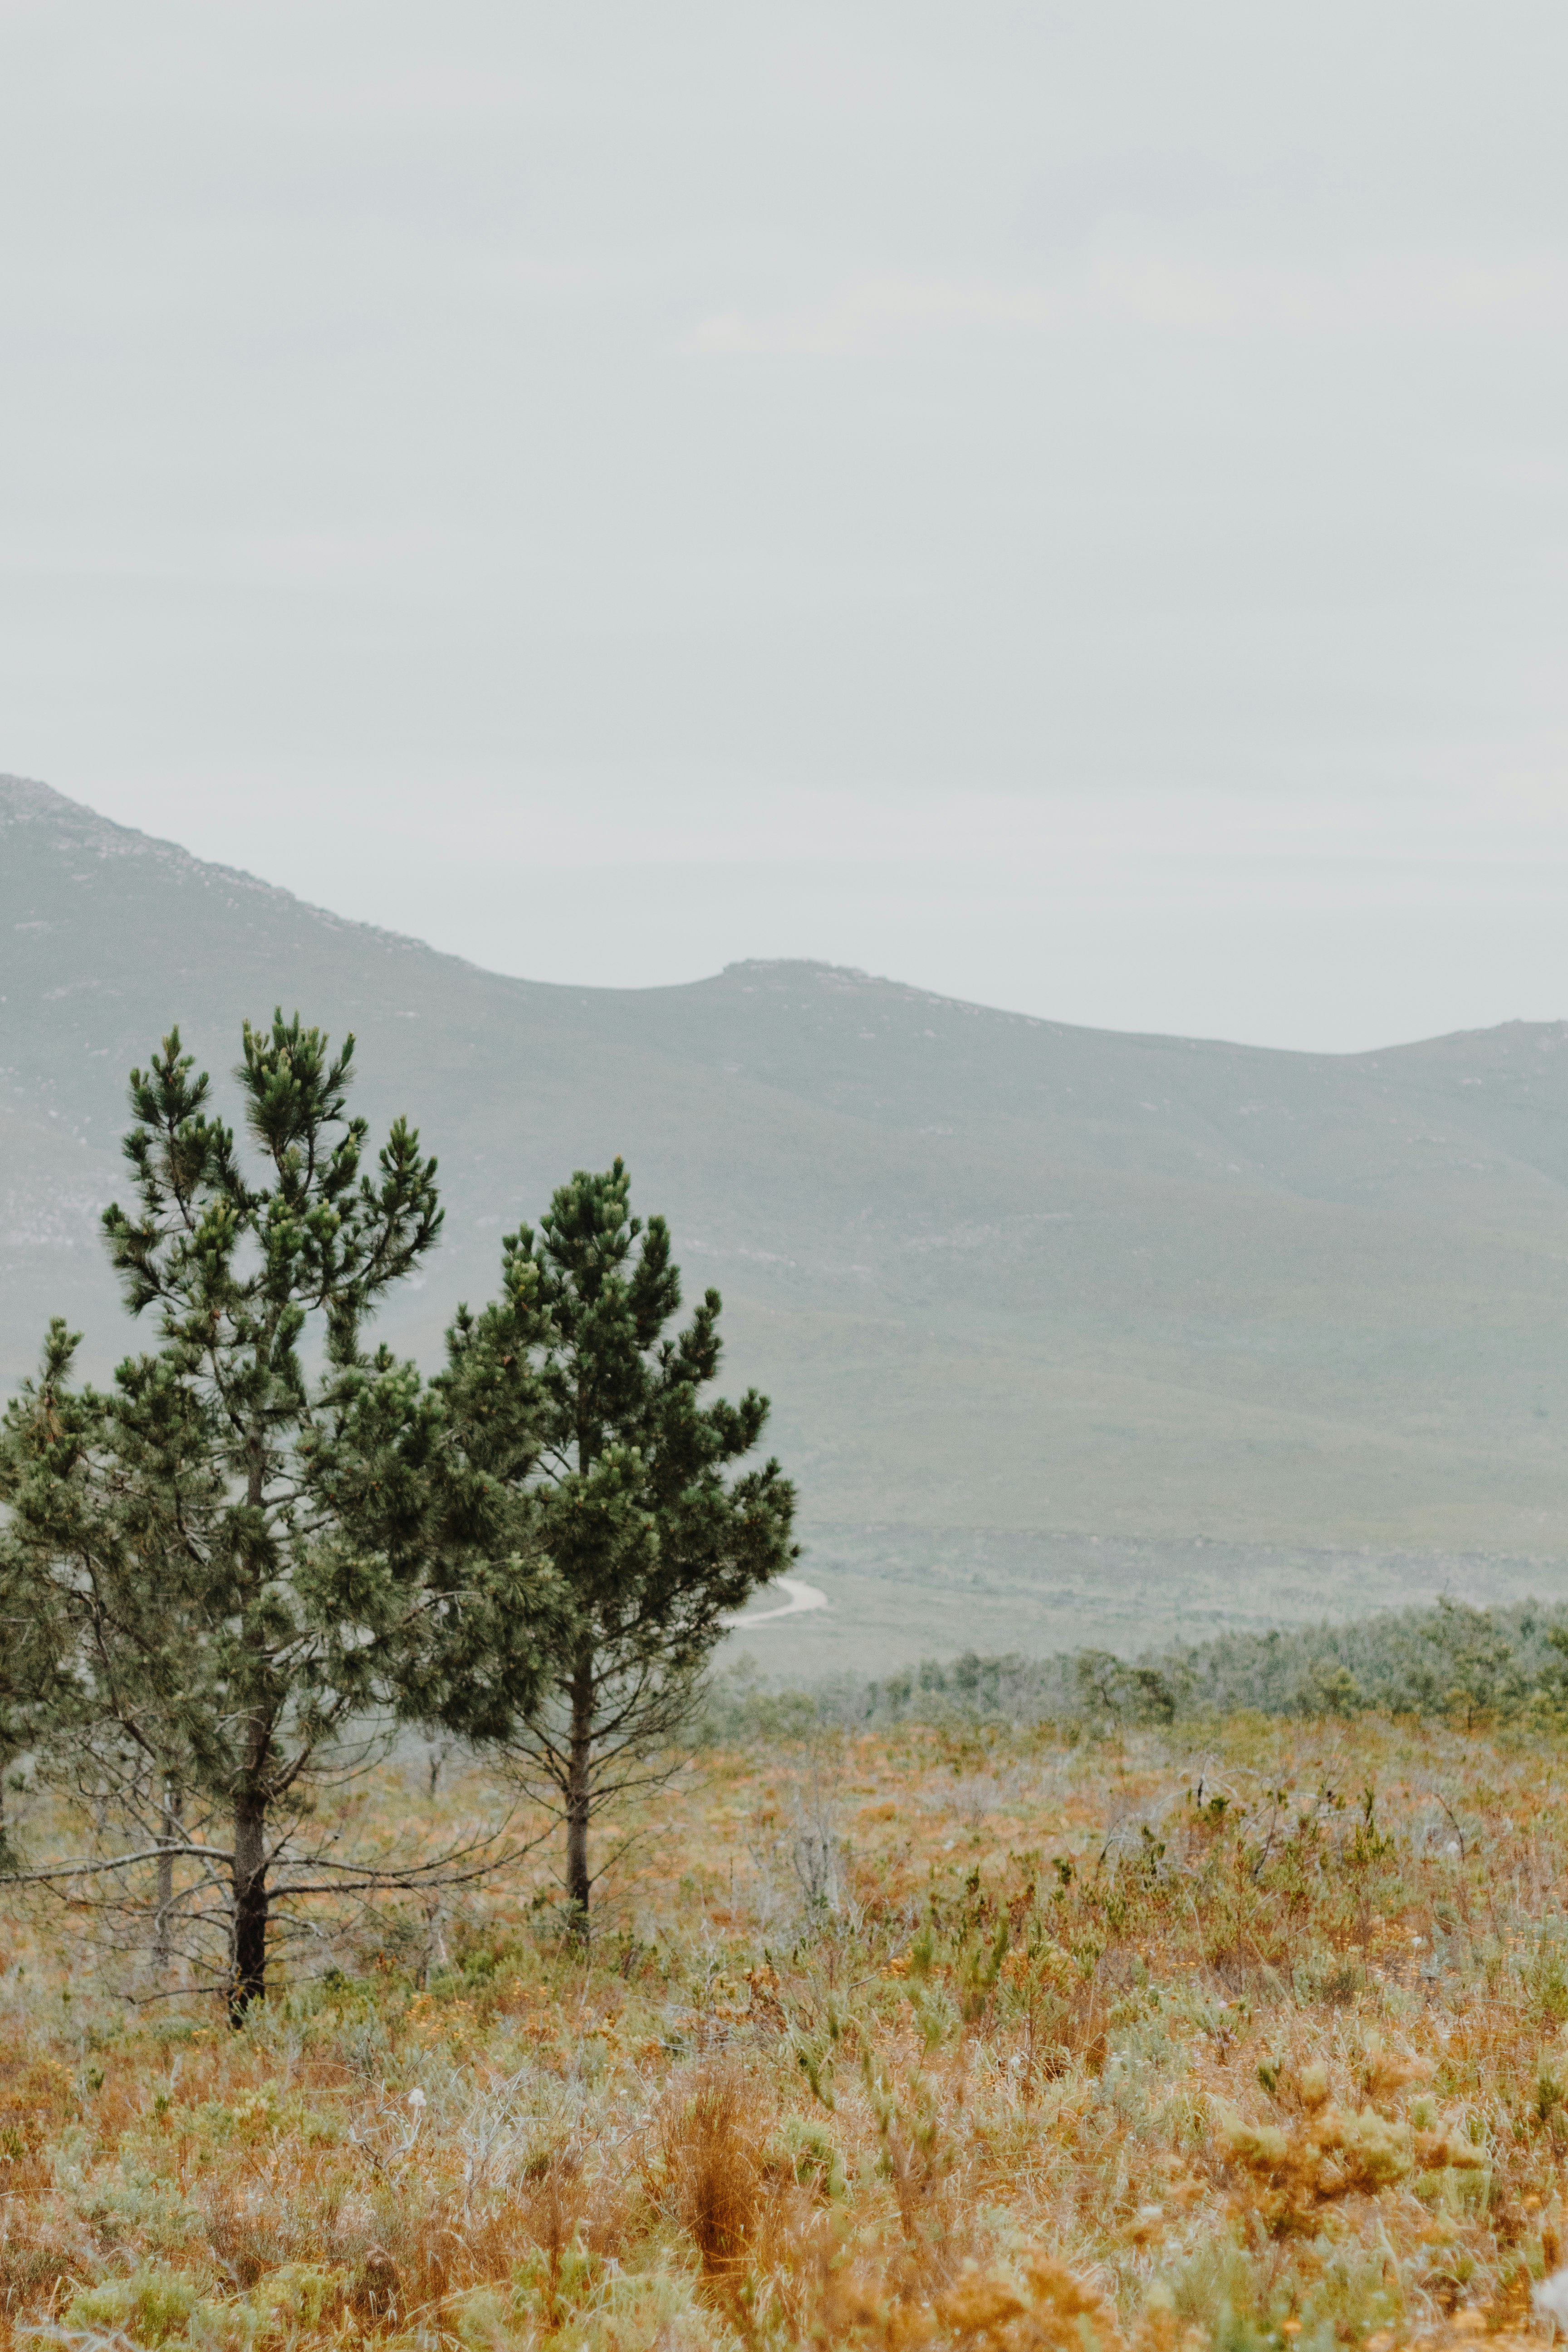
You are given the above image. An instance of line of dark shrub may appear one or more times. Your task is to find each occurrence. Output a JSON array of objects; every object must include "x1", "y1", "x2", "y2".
[{"x1": 703, "y1": 1597, "x2": 1568, "y2": 1741}]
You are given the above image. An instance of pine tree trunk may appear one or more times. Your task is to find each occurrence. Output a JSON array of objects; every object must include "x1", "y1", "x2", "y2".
[
  {"x1": 230, "y1": 1796, "x2": 269, "y2": 2023},
  {"x1": 229, "y1": 1444, "x2": 272, "y2": 2023},
  {"x1": 564, "y1": 1650, "x2": 594, "y2": 1929},
  {"x1": 152, "y1": 1783, "x2": 181, "y2": 1980}
]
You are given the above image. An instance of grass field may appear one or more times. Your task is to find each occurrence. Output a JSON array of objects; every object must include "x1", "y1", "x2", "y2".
[{"x1": 6, "y1": 1699, "x2": 1568, "y2": 2352}]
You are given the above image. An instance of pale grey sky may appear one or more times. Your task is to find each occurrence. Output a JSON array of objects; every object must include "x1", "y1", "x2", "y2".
[{"x1": 3, "y1": 3, "x2": 1567, "y2": 1050}]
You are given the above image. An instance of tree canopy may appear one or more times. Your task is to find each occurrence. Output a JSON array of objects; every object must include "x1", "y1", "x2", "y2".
[
  {"x1": 436, "y1": 1160, "x2": 797, "y2": 1919},
  {"x1": 0, "y1": 1014, "x2": 555, "y2": 2013},
  {"x1": 1, "y1": 1037, "x2": 800, "y2": 1999}
]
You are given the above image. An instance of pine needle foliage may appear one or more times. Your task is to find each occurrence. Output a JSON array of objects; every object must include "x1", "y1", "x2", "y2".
[
  {"x1": 436, "y1": 1160, "x2": 797, "y2": 1922},
  {"x1": 0, "y1": 1454, "x2": 74, "y2": 1869},
  {"x1": 0, "y1": 1014, "x2": 524, "y2": 2017}
]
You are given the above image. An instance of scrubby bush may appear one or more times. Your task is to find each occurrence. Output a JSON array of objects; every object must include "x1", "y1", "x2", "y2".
[
  {"x1": 7, "y1": 1606, "x2": 1568, "y2": 2352},
  {"x1": 711, "y1": 1594, "x2": 1568, "y2": 1739}
]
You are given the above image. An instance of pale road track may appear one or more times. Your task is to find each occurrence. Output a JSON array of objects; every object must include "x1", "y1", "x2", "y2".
[{"x1": 725, "y1": 1574, "x2": 829, "y2": 1627}]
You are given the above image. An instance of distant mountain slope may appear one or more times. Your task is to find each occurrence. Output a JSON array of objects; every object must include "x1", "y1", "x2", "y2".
[{"x1": 5, "y1": 772, "x2": 1568, "y2": 1663}]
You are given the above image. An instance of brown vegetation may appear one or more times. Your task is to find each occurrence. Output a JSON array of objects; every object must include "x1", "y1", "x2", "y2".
[{"x1": 2, "y1": 1706, "x2": 1568, "y2": 2351}]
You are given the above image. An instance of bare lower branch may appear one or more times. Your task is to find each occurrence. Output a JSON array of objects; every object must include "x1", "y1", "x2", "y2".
[{"x1": 0, "y1": 1842, "x2": 233, "y2": 1884}]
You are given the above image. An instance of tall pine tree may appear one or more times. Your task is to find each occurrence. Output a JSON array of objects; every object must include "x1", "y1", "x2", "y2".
[
  {"x1": 436, "y1": 1161, "x2": 796, "y2": 1923},
  {"x1": 0, "y1": 1430, "x2": 73, "y2": 1871},
  {"x1": 0, "y1": 1014, "x2": 539, "y2": 2014}
]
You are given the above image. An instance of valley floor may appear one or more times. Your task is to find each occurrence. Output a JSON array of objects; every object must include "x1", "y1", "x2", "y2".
[{"x1": 3, "y1": 1708, "x2": 1567, "y2": 2352}]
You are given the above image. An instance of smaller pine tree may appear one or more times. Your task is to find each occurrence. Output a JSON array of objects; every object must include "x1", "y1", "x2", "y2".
[{"x1": 436, "y1": 1161, "x2": 797, "y2": 1923}]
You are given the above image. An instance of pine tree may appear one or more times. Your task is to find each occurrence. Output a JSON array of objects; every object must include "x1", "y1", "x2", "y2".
[
  {"x1": 0, "y1": 1428, "x2": 74, "y2": 1870},
  {"x1": 436, "y1": 1161, "x2": 797, "y2": 1924},
  {"x1": 0, "y1": 1014, "x2": 529, "y2": 2015}
]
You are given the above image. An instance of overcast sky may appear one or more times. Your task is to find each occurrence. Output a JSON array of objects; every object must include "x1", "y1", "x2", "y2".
[{"x1": 3, "y1": 3, "x2": 1567, "y2": 1052}]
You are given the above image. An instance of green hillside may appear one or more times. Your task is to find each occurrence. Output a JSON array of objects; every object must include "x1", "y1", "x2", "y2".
[{"x1": 5, "y1": 771, "x2": 1568, "y2": 1666}]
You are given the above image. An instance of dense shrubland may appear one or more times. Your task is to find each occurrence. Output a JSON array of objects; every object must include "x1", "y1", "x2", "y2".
[
  {"x1": 723, "y1": 1598, "x2": 1568, "y2": 1742},
  {"x1": 2, "y1": 1691, "x2": 1568, "y2": 2352}
]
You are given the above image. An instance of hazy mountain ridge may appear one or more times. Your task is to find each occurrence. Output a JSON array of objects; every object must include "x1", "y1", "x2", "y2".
[{"x1": 5, "y1": 772, "x2": 1568, "y2": 1666}]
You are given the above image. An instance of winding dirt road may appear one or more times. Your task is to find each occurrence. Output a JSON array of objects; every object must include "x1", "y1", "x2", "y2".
[{"x1": 725, "y1": 1574, "x2": 828, "y2": 1627}]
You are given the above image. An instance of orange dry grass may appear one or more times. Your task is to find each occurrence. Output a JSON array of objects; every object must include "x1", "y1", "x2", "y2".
[
  {"x1": 657, "y1": 2062, "x2": 769, "y2": 2280},
  {"x1": 3, "y1": 1711, "x2": 1568, "y2": 2349}
]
